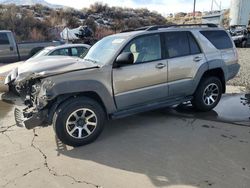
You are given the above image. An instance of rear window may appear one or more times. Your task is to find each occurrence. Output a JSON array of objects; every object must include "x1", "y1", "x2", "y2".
[
  {"x1": 0, "y1": 33, "x2": 10, "y2": 45},
  {"x1": 200, "y1": 30, "x2": 233, "y2": 50}
]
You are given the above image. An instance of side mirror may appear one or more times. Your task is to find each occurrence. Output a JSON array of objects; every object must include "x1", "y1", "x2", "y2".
[{"x1": 115, "y1": 52, "x2": 134, "y2": 66}]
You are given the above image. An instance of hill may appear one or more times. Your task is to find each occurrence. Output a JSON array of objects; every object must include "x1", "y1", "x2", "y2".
[
  {"x1": 0, "y1": 0, "x2": 63, "y2": 8},
  {"x1": 0, "y1": 3, "x2": 168, "y2": 42}
]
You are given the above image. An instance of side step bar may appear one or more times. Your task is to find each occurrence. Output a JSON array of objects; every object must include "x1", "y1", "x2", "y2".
[{"x1": 111, "y1": 96, "x2": 193, "y2": 119}]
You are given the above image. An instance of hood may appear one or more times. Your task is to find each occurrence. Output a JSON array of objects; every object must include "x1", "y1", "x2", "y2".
[{"x1": 5, "y1": 56, "x2": 100, "y2": 84}]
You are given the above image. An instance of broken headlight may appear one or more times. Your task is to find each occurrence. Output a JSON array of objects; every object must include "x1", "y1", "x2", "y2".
[
  {"x1": 31, "y1": 83, "x2": 41, "y2": 95},
  {"x1": 39, "y1": 79, "x2": 55, "y2": 100}
]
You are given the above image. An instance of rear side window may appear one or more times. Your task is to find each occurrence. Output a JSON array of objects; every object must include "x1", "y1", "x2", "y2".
[
  {"x1": 50, "y1": 48, "x2": 70, "y2": 56},
  {"x1": 188, "y1": 33, "x2": 201, "y2": 54},
  {"x1": 164, "y1": 31, "x2": 202, "y2": 58},
  {"x1": 164, "y1": 32, "x2": 189, "y2": 58},
  {"x1": 71, "y1": 47, "x2": 88, "y2": 57},
  {"x1": 0, "y1": 33, "x2": 10, "y2": 45},
  {"x1": 200, "y1": 30, "x2": 233, "y2": 49}
]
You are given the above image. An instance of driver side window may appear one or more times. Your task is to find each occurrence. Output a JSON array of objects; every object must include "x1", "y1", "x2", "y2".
[{"x1": 122, "y1": 34, "x2": 161, "y2": 64}]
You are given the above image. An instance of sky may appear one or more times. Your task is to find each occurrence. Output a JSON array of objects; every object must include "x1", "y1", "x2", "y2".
[{"x1": 46, "y1": 0, "x2": 231, "y2": 15}]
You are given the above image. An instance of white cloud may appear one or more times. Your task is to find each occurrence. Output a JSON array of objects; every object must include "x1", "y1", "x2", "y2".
[{"x1": 46, "y1": 0, "x2": 231, "y2": 15}]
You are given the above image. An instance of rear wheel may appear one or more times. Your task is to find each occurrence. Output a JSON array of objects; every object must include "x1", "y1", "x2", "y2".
[
  {"x1": 53, "y1": 97, "x2": 106, "y2": 147},
  {"x1": 192, "y1": 77, "x2": 222, "y2": 112},
  {"x1": 241, "y1": 40, "x2": 247, "y2": 48}
]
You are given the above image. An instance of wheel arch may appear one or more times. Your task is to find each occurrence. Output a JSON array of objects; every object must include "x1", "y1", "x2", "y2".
[
  {"x1": 201, "y1": 68, "x2": 226, "y2": 93},
  {"x1": 193, "y1": 60, "x2": 226, "y2": 95},
  {"x1": 46, "y1": 91, "x2": 109, "y2": 125}
]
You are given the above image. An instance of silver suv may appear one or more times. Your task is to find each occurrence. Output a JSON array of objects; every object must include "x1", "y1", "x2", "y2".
[{"x1": 11, "y1": 24, "x2": 240, "y2": 146}]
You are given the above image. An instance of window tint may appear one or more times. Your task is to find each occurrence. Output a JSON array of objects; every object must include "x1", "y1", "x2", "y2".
[
  {"x1": 71, "y1": 47, "x2": 88, "y2": 57},
  {"x1": 0, "y1": 33, "x2": 10, "y2": 45},
  {"x1": 123, "y1": 34, "x2": 161, "y2": 64},
  {"x1": 188, "y1": 33, "x2": 201, "y2": 54},
  {"x1": 165, "y1": 32, "x2": 189, "y2": 58},
  {"x1": 50, "y1": 48, "x2": 69, "y2": 56},
  {"x1": 200, "y1": 30, "x2": 233, "y2": 49}
]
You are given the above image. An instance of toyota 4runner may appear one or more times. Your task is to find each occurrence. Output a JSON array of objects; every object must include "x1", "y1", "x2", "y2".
[{"x1": 9, "y1": 24, "x2": 240, "y2": 146}]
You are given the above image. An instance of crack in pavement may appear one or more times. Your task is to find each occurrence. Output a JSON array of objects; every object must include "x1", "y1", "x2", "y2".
[
  {"x1": 31, "y1": 129, "x2": 103, "y2": 188},
  {"x1": 2, "y1": 132, "x2": 23, "y2": 149},
  {"x1": 2, "y1": 167, "x2": 41, "y2": 187},
  {"x1": 0, "y1": 124, "x2": 16, "y2": 134}
]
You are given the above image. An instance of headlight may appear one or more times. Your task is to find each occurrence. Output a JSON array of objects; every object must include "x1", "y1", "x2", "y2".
[{"x1": 0, "y1": 75, "x2": 5, "y2": 82}]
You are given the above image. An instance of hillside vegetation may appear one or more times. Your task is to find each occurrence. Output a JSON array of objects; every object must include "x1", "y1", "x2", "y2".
[{"x1": 0, "y1": 3, "x2": 168, "y2": 42}]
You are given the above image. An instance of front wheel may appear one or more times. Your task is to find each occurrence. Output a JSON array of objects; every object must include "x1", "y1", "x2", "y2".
[
  {"x1": 53, "y1": 97, "x2": 106, "y2": 147},
  {"x1": 192, "y1": 77, "x2": 222, "y2": 112}
]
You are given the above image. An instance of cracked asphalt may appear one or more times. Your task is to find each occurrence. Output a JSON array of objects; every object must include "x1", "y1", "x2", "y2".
[{"x1": 0, "y1": 90, "x2": 250, "y2": 188}]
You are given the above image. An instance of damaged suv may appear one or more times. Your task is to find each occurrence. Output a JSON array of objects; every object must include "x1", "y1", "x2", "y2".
[{"x1": 7, "y1": 24, "x2": 240, "y2": 147}]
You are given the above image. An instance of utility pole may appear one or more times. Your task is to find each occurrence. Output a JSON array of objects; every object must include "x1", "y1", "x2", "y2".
[{"x1": 193, "y1": 0, "x2": 196, "y2": 22}]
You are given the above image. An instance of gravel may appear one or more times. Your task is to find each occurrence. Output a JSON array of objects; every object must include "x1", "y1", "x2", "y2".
[{"x1": 227, "y1": 48, "x2": 250, "y2": 89}]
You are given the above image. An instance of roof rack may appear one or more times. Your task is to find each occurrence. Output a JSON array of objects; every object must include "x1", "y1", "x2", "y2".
[
  {"x1": 146, "y1": 23, "x2": 218, "y2": 31},
  {"x1": 120, "y1": 23, "x2": 218, "y2": 33},
  {"x1": 120, "y1": 27, "x2": 151, "y2": 33}
]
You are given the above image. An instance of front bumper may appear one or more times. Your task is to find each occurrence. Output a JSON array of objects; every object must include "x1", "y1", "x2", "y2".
[{"x1": 14, "y1": 107, "x2": 47, "y2": 130}]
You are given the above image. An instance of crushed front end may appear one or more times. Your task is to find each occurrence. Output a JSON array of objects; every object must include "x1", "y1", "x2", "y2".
[{"x1": 13, "y1": 78, "x2": 53, "y2": 130}]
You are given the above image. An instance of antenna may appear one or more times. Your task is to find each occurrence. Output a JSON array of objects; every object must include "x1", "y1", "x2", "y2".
[{"x1": 211, "y1": 0, "x2": 214, "y2": 11}]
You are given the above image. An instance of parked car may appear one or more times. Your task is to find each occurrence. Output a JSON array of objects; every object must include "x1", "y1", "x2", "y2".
[
  {"x1": 0, "y1": 44, "x2": 90, "y2": 93},
  {"x1": 28, "y1": 44, "x2": 90, "y2": 61},
  {"x1": 0, "y1": 30, "x2": 63, "y2": 64},
  {"x1": 9, "y1": 24, "x2": 240, "y2": 147},
  {"x1": 228, "y1": 25, "x2": 249, "y2": 48}
]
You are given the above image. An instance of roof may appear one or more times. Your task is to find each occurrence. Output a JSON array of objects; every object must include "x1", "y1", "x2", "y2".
[
  {"x1": 119, "y1": 24, "x2": 224, "y2": 35},
  {"x1": 44, "y1": 43, "x2": 91, "y2": 50}
]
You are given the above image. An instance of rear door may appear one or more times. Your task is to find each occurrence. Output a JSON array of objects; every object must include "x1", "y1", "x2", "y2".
[
  {"x1": 165, "y1": 31, "x2": 206, "y2": 97},
  {"x1": 113, "y1": 34, "x2": 168, "y2": 110},
  {"x1": 0, "y1": 32, "x2": 19, "y2": 64}
]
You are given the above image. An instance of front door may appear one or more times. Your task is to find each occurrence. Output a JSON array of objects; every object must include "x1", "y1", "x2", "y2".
[{"x1": 113, "y1": 34, "x2": 168, "y2": 110}]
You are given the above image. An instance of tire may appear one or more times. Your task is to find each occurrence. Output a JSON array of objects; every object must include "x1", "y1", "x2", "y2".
[
  {"x1": 241, "y1": 40, "x2": 247, "y2": 48},
  {"x1": 53, "y1": 97, "x2": 106, "y2": 147},
  {"x1": 192, "y1": 77, "x2": 222, "y2": 112}
]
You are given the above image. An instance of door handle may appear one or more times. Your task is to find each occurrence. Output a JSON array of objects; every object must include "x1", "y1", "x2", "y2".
[
  {"x1": 155, "y1": 63, "x2": 166, "y2": 69},
  {"x1": 193, "y1": 56, "x2": 202, "y2": 62},
  {"x1": 10, "y1": 46, "x2": 14, "y2": 51}
]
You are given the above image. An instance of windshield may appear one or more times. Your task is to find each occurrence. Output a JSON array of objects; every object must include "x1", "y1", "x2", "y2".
[
  {"x1": 30, "y1": 48, "x2": 50, "y2": 59},
  {"x1": 84, "y1": 35, "x2": 127, "y2": 65}
]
